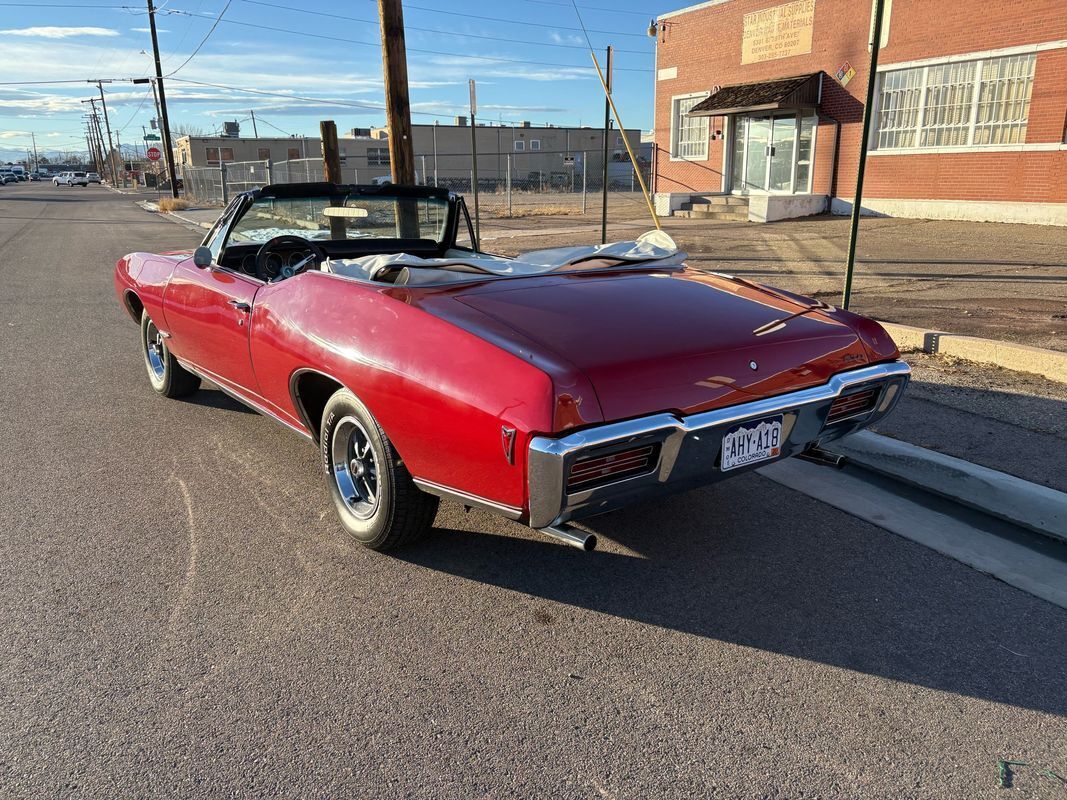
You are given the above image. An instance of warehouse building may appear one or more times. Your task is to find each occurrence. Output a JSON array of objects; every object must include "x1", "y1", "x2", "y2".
[
  {"x1": 175, "y1": 120, "x2": 646, "y2": 187},
  {"x1": 652, "y1": 0, "x2": 1066, "y2": 224}
]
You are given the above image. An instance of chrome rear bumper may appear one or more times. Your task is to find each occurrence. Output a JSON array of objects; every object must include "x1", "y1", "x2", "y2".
[{"x1": 527, "y1": 360, "x2": 910, "y2": 529}]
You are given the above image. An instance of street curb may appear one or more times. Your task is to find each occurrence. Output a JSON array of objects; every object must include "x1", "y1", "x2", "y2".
[
  {"x1": 166, "y1": 211, "x2": 213, "y2": 230},
  {"x1": 879, "y1": 321, "x2": 1067, "y2": 384},
  {"x1": 829, "y1": 431, "x2": 1067, "y2": 543}
]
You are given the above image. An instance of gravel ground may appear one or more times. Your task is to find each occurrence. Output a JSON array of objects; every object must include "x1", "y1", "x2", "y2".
[{"x1": 873, "y1": 352, "x2": 1067, "y2": 493}]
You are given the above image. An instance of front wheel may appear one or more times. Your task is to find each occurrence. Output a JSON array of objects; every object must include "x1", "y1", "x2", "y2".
[
  {"x1": 140, "y1": 310, "x2": 200, "y2": 398},
  {"x1": 321, "y1": 389, "x2": 438, "y2": 551}
]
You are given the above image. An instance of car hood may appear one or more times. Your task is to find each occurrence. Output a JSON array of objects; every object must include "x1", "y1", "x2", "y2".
[{"x1": 448, "y1": 270, "x2": 877, "y2": 422}]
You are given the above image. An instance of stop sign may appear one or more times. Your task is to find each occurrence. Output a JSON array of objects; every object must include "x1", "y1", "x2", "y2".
[{"x1": 146, "y1": 146, "x2": 161, "y2": 161}]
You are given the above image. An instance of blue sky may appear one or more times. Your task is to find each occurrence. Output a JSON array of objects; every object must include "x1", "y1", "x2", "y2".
[{"x1": 0, "y1": 0, "x2": 680, "y2": 160}]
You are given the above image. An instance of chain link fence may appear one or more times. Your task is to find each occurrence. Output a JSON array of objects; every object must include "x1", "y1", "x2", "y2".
[{"x1": 180, "y1": 150, "x2": 652, "y2": 222}]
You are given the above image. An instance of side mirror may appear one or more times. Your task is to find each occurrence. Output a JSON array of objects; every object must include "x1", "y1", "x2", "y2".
[{"x1": 192, "y1": 246, "x2": 213, "y2": 268}]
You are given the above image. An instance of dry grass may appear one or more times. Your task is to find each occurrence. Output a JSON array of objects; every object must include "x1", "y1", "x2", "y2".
[
  {"x1": 158, "y1": 197, "x2": 191, "y2": 213},
  {"x1": 489, "y1": 206, "x2": 583, "y2": 219}
]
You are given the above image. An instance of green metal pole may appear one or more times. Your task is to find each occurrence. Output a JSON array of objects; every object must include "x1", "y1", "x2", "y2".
[{"x1": 841, "y1": 0, "x2": 886, "y2": 310}]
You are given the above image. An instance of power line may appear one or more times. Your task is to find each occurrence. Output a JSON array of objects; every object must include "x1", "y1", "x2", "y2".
[
  {"x1": 163, "y1": 0, "x2": 231, "y2": 76},
  {"x1": 162, "y1": 10, "x2": 653, "y2": 72},
  {"x1": 384, "y1": 0, "x2": 648, "y2": 39},
  {"x1": 515, "y1": 0, "x2": 651, "y2": 15},
  {"x1": 234, "y1": 0, "x2": 652, "y2": 55}
]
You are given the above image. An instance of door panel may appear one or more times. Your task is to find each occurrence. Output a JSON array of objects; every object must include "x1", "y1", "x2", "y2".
[
  {"x1": 730, "y1": 117, "x2": 746, "y2": 193},
  {"x1": 163, "y1": 263, "x2": 261, "y2": 393},
  {"x1": 769, "y1": 114, "x2": 797, "y2": 192},
  {"x1": 744, "y1": 117, "x2": 770, "y2": 192}
]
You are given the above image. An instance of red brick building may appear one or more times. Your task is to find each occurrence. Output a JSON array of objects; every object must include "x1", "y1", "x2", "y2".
[{"x1": 652, "y1": 0, "x2": 1067, "y2": 224}]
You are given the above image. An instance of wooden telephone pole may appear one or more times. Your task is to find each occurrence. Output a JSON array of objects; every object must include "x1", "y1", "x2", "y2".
[{"x1": 377, "y1": 0, "x2": 415, "y2": 186}]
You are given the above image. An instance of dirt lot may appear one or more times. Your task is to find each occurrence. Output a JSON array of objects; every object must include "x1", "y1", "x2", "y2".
[{"x1": 482, "y1": 210, "x2": 1067, "y2": 352}]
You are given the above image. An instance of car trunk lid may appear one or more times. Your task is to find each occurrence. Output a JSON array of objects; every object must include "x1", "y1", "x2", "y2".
[{"x1": 454, "y1": 271, "x2": 871, "y2": 422}]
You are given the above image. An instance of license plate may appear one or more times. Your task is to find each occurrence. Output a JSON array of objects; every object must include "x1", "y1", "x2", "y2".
[{"x1": 720, "y1": 414, "x2": 784, "y2": 471}]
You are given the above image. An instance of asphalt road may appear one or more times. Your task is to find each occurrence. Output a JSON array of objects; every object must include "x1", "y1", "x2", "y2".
[{"x1": 2, "y1": 182, "x2": 1066, "y2": 798}]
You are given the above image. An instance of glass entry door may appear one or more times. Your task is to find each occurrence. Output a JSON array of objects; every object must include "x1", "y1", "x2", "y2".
[{"x1": 730, "y1": 112, "x2": 813, "y2": 195}]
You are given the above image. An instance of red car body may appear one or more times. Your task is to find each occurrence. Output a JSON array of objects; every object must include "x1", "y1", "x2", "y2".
[{"x1": 116, "y1": 184, "x2": 908, "y2": 545}]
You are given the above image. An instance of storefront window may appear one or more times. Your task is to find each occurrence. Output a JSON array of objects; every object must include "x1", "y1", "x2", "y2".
[
  {"x1": 875, "y1": 53, "x2": 1035, "y2": 150},
  {"x1": 796, "y1": 115, "x2": 815, "y2": 192},
  {"x1": 671, "y1": 94, "x2": 709, "y2": 160}
]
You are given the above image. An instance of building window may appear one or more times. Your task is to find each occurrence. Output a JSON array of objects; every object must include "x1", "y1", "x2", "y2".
[
  {"x1": 671, "y1": 94, "x2": 709, "y2": 160},
  {"x1": 514, "y1": 140, "x2": 525, "y2": 152},
  {"x1": 205, "y1": 146, "x2": 235, "y2": 165},
  {"x1": 368, "y1": 147, "x2": 390, "y2": 166},
  {"x1": 287, "y1": 147, "x2": 300, "y2": 160},
  {"x1": 529, "y1": 139, "x2": 540, "y2": 151},
  {"x1": 875, "y1": 53, "x2": 1035, "y2": 150},
  {"x1": 257, "y1": 147, "x2": 270, "y2": 161}
]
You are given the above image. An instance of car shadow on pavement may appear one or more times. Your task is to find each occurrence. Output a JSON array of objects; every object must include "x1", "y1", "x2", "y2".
[
  {"x1": 401, "y1": 477, "x2": 1067, "y2": 717},
  {"x1": 181, "y1": 386, "x2": 257, "y2": 414}
]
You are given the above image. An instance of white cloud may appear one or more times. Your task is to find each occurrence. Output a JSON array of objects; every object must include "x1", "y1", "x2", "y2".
[
  {"x1": 549, "y1": 32, "x2": 584, "y2": 45},
  {"x1": 130, "y1": 27, "x2": 170, "y2": 33},
  {"x1": 0, "y1": 26, "x2": 119, "y2": 39}
]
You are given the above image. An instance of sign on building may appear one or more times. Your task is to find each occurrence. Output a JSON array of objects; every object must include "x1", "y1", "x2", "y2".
[
  {"x1": 741, "y1": 0, "x2": 816, "y2": 65},
  {"x1": 835, "y1": 60, "x2": 856, "y2": 86}
]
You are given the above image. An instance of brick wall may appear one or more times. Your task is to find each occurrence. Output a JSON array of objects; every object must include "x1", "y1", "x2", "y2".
[{"x1": 654, "y1": 0, "x2": 1067, "y2": 204}]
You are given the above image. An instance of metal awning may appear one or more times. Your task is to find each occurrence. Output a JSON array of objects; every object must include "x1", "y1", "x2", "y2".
[{"x1": 687, "y1": 73, "x2": 823, "y2": 117}]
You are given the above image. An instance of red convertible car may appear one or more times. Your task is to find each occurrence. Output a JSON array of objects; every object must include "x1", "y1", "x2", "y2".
[{"x1": 116, "y1": 183, "x2": 909, "y2": 552}]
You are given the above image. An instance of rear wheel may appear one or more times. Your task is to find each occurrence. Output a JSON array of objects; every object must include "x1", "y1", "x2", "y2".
[
  {"x1": 321, "y1": 389, "x2": 438, "y2": 551},
  {"x1": 140, "y1": 310, "x2": 200, "y2": 398}
]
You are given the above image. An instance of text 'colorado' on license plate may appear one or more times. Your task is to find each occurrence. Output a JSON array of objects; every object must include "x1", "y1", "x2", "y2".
[{"x1": 720, "y1": 414, "x2": 784, "y2": 471}]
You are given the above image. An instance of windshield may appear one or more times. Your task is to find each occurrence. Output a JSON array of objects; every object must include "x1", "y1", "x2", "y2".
[{"x1": 229, "y1": 194, "x2": 450, "y2": 244}]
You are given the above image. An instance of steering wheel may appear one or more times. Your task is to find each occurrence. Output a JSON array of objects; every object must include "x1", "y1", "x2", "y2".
[{"x1": 254, "y1": 235, "x2": 327, "y2": 282}]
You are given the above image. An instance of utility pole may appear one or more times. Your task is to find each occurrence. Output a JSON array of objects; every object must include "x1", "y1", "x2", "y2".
[
  {"x1": 250, "y1": 109, "x2": 259, "y2": 137},
  {"x1": 600, "y1": 45, "x2": 613, "y2": 244},
  {"x1": 376, "y1": 0, "x2": 415, "y2": 185},
  {"x1": 91, "y1": 80, "x2": 119, "y2": 185},
  {"x1": 320, "y1": 120, "x2": 346, "y2": 239},
  {"x1": 85, "y1": 133, "x2": 95, "y2": 170},
  {"x1": 469, "y1": 79, "x2": 480, "y2": 249},
  {"x1": 30, "y1": 132, "x2": 39, "y2": 173},
  {"x1": 841, "y1": 0, "x2": 886, "y2": 310},
  {"x1": 82, "y1": 100, "x2": 106, "y2": 175},
  {"x1": 144, "y1": 0, "x2": 179, "y2": 197}
]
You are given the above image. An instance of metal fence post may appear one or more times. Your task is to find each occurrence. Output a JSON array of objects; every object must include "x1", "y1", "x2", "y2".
[
  {"x1": 420, "y1": 155, "x2": 426, "y2": 186},
  {"x1": 506, "y1": 154, "x2": 512, "y2": 217},
  {"x1": 582, "y1": 155, "x2": 587, "y2": 214},
  {"x1": 266, "y1": 159, "x2": 273, "y2": 185},
  {"x1": 220, "y1": 161, "x2": 228, "y2": 204}
]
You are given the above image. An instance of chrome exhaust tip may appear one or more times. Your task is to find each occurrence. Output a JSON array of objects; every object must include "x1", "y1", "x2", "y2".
[
  {"x1": 796, "y1": 446, "x2": 848, "y2": 469},
  {"x1": 537, "y1": 524, "x2": 597, "y2": 552}
]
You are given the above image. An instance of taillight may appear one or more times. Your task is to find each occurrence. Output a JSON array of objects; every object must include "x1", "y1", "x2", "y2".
[
  {"x1": 568, "y1": 444, "x2": 659, "y2": 491},
  {"x1": 826, "y1": 388, "x2": 878, "y2": 424}
]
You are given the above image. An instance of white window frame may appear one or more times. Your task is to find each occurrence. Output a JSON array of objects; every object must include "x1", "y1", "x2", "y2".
[
  {"x1": 529, "y1": 139, "x2": 540, "y2": 151},
  {"x1": 669, "y1": 92, "x2": 710, "y2": 161},
  {"x1": 872, "y1": 52, "x2": 1037, "y2": 153},
  {"x1": 514, "y1": 140, "x2": 525, "y2": 152}
]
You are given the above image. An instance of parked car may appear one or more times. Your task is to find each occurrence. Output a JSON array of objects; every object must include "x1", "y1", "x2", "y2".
[
  {"x1": 56, "y1": 171, "x2": 88, "y2": 187},
  {"x1": 0, "y1": 172, "x2": 17, "y2": 185},
  {"x1": 29, "y1": 173, "x2": 40, "y2": 181},
  {"x1": 115, "y1": 183, "x2": 909, "y2": 553},
  {"x1": 86, "y1": 172, "x2": 102, "y2": 184}
]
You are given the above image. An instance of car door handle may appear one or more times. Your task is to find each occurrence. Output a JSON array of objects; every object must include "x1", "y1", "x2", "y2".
[{"x1": 228, "y1": 300, "x2": 251, "y2": 312}]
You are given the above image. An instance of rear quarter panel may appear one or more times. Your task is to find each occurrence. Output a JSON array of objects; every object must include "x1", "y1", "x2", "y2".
[{"x1": 249, "y1": 271, "x2": 559, "y2": 511}]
